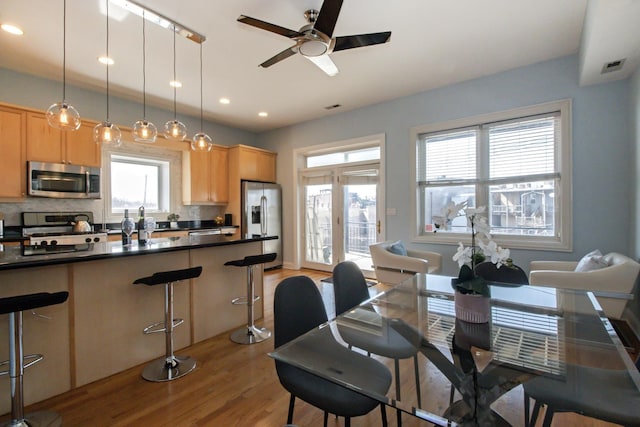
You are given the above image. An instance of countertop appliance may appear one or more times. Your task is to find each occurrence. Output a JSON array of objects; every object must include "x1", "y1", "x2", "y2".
[
  {"x1": 22, "y1": 211, "x2": 107, "y2": 246},
  {"x1": 28, "y1": 161, "x2": 101, "y2": 199},
  {"x1": 241, "y1": 180, "x2": 282, "y2": 270}
]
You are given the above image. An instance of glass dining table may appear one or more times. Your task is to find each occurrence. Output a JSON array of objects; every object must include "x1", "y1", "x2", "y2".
[{"x1": 269, "y1": 273, "x2": 640, "y2": 426}]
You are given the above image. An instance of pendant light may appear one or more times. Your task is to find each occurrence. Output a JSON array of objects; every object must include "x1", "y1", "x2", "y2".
[
  {"x1": 46, "y1": 0, "x2": 81, "y2": 131},
  {"x1": 164, "y1": 25, "x2": 187, "y2": 141},
  {"x1": 93, "y1": 0, "x2": 121, "y2": 146},
  {"x1": 190, "y1": 42, "x2": 213, "y2": 152},
  {"x1": 132, "y1": 11, "x2": 157, "y2": 143}
]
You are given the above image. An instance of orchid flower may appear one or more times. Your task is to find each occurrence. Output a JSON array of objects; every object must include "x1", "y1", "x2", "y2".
[
  {"x1": 453, "y1": 242, "x2": 473, "y2": 267},
  {"x1": 478, "y1": 239, "x2": 511, "y2": 267}
]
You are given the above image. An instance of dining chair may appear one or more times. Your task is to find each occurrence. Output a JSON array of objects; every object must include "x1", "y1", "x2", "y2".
[
  {"x1": 523, "y1": 364, "x2": 640, "y2": 427},
  {"x1": 332, "y1": 261, "x2": 422, "y2": 406},
  {"x1": 474, "y1": 261, "x2": 529, "y2": 286},
  {"x1": 274, "y1": 275, "x2": 392, "y2": 427}
]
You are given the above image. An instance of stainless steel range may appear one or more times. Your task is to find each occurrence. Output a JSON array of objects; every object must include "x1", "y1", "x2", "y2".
[{"x1": 22, "y1": 211, "x2": 107, "y2": 246}]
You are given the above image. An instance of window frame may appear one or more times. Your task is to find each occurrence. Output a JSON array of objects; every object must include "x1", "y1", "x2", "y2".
[{"x1": 410, "y1": 99, "x2": 572, "y2": 251}]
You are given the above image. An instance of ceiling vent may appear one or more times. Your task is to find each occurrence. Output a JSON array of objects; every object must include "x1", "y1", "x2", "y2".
[{"x1": 601, "y1": 58, "x2": 626, "y2": 74}]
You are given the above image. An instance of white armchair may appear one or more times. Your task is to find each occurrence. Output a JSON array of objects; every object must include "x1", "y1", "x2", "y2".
[
  {"x1": 370, "y1": 241, "x2": 442, "y2": 285},
  {"x1": 529, "y1": 252, "x2": 640, "y2": 319}
]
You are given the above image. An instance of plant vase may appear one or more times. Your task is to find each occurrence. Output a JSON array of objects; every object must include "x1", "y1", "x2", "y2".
[
  {"x1": 170, "y1": 221, "x2": 178, "y2": 229},
  {"x1": 454, "y1": 289, "x2": 491, "y2": 324}
]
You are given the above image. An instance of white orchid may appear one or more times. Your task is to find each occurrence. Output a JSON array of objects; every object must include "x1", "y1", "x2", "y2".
[
  {"x1": 433, "y1": 200, "x2": 467, "y2": 232},
  {"x1": 453, "y1": 242, "x2": 473, "y2": 267},
  {"x1": 478, "y1": 239, "x2": 511, "y2": 268}
]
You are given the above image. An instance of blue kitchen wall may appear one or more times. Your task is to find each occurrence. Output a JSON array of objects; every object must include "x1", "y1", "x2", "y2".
[
  {"x1": 257, "y1": 54, "x2": 633, "y2": 275},
  {"x1": 632, "y1": 66, "x2": 640, "y2": 260}
]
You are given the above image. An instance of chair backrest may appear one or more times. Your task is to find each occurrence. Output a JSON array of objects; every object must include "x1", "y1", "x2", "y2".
[
  {"x1": 274, "y1": 275, "x2": 328, "y2": 349},
  {"x1": 332, "y1": 261, "x2": 370, "y2": 316},
  {"x1": 474, "y1": 262, "x2": 529, "y2": 285}
]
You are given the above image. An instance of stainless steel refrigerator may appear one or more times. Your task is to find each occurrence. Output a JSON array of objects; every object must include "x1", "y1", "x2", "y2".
[{"x1": 241, "y1": 180, "x2": 282, "y2": 269}]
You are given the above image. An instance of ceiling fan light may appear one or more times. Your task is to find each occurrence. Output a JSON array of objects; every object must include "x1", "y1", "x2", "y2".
[
  {"x1": 46, "y1": 102, "x2": 81, "y2": 130},
  {"x1": 299, "y1": 40, "x2": 328, "y2": 57},
  {"x1": 133, "y1": 120, "x2": 157, "y2": 143},
  {"x1": 191, "y1": 132, "x2": 213, "y2": 152},
  {"x1": 93, "y1": 121, "x2": 122, "y2": 146},
  {"x1": 164, "y1": 119, "x2": 187, "y2": 141}
]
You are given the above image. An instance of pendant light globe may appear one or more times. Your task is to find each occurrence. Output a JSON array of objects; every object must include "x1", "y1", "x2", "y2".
[
  {"x1": 94, "y1": 121, "x2": 122, "y2": 147},
  {"x1": 47, "y1": 0, "x2": 81, "y2": 131},
  {"x1": 133, "y1": 119, "x2": 157, "y2": 143},
  {"x1": 164, "y1": 119, "x2": 187, "y2": 141},
  {"x1": 191, "y1": 132, "x2": 213, "y2": 152}
]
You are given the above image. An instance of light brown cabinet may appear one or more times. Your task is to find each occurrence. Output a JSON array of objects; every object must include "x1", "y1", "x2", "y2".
[
  {"x1": 182, "y1": 145, "x2": 228, "y2": 205},
  {"x1": 227, "y1": 145, "x2": 277, "y2": 229},
  {"x1": 0, "y1": 106, "x2": 27, "y2": 199},
  {"x1": 26, "y1": 112, "x2": 101, "y2": 167}
]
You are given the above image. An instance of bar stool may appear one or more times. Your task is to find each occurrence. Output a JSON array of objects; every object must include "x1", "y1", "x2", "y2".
[
  {"x1": 133, "y1": 266, "x2": 202, "y2": 382},
  {"x1": 0, "y1": 291, "x2": 69, "y2": 427},
  {"x1": 225, "y1": 253, "x2": 277, "y2": 344}
]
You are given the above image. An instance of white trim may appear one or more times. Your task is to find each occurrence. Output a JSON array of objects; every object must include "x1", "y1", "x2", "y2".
[{"x1": 410, "y1": 99, "x2": 572, "y2": 252}]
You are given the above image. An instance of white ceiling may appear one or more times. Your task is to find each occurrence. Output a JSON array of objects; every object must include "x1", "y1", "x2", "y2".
[{"x1": 0, "y1": 0, "x2": 638, "y2": 133}]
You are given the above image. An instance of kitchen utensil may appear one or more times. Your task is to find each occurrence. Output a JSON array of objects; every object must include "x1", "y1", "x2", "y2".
[{"x1": 71, "y1": 214, "x2": 92, "y2": 233}]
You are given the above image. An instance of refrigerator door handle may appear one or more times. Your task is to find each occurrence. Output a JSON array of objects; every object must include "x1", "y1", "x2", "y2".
[{"x1": 260, "y1": 195, "x2": 268, "y2": 236}]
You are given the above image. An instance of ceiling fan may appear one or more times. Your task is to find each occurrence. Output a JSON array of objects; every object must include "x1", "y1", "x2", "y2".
[{"x1": 237, "y1": 0, "x2": 391, "y2": 76}]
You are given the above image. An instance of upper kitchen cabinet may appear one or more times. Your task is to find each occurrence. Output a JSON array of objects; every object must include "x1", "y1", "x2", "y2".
[
  {"x1": 182, "y1": 145, "x2": 228, "y2": 205},
  {"x1": 0, "y1": 105, "x2": 26, "y2": 199},
  {"x1": 228, "y1": 145, "x2": 277, "y2": 183},
  {"x1": 26, "y1": 113, "x2": 101, "y2": 167}
]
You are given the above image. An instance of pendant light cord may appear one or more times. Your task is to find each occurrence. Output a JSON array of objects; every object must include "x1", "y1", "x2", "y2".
[
  {"x1": 172, "y1": 25, "x2": 177, "y2": 120},
  {"x1": 105, "y1": 0, "x2": 110, "y2": 122},
  {"x1": 62, "y1": 0, "x2": 67, "y2": 103},
  {"x1": 142, "y1": 11, "x2": 147, "y2": 120},
  {"x1": 199, "y1": 43, "x2": 204, "y2": 131}
]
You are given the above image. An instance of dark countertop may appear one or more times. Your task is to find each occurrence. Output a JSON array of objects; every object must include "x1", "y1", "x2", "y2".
[{"x1": 0, "y1": 234, "x2": 277, "y2": 272}]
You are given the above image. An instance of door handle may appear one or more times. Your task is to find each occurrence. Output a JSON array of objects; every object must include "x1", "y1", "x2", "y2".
[
  {"x1": 260, "y1": 195, "x2": 267, "y2": 236},
  {"x1": 377, "y1": 220, "x2": 381, "y2": 234}
]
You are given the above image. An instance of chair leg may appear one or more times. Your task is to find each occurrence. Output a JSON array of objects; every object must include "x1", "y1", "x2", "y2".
[
  {"x1": 530, "y1": 401, "x2": 542, "y2": 427},
  {"x1": 287, "y1": 394, "x2": 295, "y2": 424},
  {"x1": 413, "y1": 354, "x2": 421, "y2": 407},
  {"x1": 449, "y1": 385, "x2": 455, "y2": 404},
  {"x1": 323, "y1": 411, "x2": 328, "y2": 427},
  {"x1": 524, "y1": 392, "x2": 530, "y2": 427},
  {"x1": 394, "y1": 358, "x2": 401, "y2": 401},
  {"x1": 345, "y1": 417, "x2": 350, "y2": 427},
  {"x1": 380, "y1": 404, "x2": 388, "y2": 427},
  {"x1": 542, "y1": 406, "x2": 554, "y2": 427}
]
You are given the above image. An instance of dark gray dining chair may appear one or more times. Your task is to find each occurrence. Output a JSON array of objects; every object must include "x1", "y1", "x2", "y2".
[
  {"x1": 332, "y1": 261, "x2": 422, "y2": 406},
  {"x1": 274, "y1": 275, "x2": 392, "y2": 427},
  {"x1": 523, "y1": 364, "x2": 640, "y2": 427},
  {"x1": 474, "y1": 261, "x2": 529, "y2": 286}
]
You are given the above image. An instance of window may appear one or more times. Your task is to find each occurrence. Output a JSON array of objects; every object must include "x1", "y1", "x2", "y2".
[
  {"x1": 412, "y1": 100, "x2": 572, "y2": 250},
  {"x1": 306, "y1": 146, "x2": 380, "y2": 168},
  {"x1": 110, "y1": 154, "x2": 170, "y2": 214}
]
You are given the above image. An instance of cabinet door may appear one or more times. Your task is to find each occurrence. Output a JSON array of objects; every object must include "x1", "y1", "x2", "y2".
[
  {"x1": 185, "y1": 150, "x2": 211, "y2": 204},
  {"x1": 210, "y1": 147, "x2": 228, "y2": 203},
  {"x1": 256, "y1": 151, "x2": 276, "y2": 182},
  {"x1": 65, "y1": 120, "x2": 101, "y2": 167},
  {"x1": 0, "y1": 107, "x2": 26, "y2": 198},
  {"x1": 238, "y1": 148, "x2": 259, "y2": 180},
  {"x1": 26, "y1": 112, "x2": 64, "y2": 163}
]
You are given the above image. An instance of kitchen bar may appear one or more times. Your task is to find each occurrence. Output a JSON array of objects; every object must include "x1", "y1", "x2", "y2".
[{"x1": 0, "y1": 234, "x2": 276, "y2": 415}]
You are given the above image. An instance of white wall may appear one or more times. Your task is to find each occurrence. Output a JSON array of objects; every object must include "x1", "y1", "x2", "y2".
[{"x1": 257, "y1": 55, "x2": 633, "y2": 275}]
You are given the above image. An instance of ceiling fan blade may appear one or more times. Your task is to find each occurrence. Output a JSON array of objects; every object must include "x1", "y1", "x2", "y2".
[
  {"x1": 333, "y1": 32, "x2": 392, "y2": 52},
  {"x1": 304, "y1": 54, "x2": 339, "y2": 77},
  {"x1": 259, "y1": 44, "x2": 300, "y2": 68},
  {"x1": 314, "y1": 0, "x2": 344, "y2": 38},
  {"x1": 237, "y1": 15, "x2": 303, "y2": 38}
]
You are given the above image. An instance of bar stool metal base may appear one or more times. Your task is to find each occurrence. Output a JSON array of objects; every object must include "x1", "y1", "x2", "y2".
[
  {"x1": 230, "y1": 325, "x2": 272, "y2": 344},
  {"x1": 141, "y1": 355, "x2": 196, "y2": 382},
  {"x1": 2, "y1": 410, "x2": 62, "y2": 427}
]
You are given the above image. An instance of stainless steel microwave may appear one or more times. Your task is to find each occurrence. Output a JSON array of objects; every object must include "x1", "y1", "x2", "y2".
[{"x1": 28, "y1": 161, "x2": 101, "y2": 199}]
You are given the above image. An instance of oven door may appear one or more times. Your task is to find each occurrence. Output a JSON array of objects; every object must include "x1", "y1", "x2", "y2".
[{"x1": 29, "y1": 161, "x2": 101, "y2": 199}]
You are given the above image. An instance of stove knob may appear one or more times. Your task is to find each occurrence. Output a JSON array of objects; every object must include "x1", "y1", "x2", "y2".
[
  {"x1": 93, "y1": 237, "x2": 100, "y2": 243},
  {"x1": 50, "y1": 240, "x2": 58, "y2": 246},
  {"x1": 40, "y1": 241, "x2": 48, "y2": 246},
  {"x1": 85, "y1": 237, "x2": 92, "y2": 243}
]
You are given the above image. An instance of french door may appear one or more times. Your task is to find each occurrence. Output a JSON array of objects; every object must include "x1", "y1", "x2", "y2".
[{"x1": 301, "y1": 163, "x2": 381, "y2": 275}]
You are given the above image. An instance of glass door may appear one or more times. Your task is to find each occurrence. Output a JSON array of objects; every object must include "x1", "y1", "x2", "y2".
[{"x1": 301, "y1": 164, "x2": 380, "y2": 276}]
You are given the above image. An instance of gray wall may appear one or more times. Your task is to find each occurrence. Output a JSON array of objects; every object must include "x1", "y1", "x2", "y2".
[
  {"x1": 257, "y1": 55, "x2": 633, "y2": 276},
  {"x1": 629, "y1": 66, "x2": 640, "y2": 330}
]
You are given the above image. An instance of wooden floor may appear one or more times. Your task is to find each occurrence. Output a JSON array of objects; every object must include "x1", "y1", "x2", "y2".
[{"x1": 1, "y1": 268, "x2": 621, "y2": 426}]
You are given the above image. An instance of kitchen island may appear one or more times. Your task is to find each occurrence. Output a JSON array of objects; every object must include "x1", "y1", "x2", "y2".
[{"x1": 0, "y1": 235, "x2": 277, "y2": 414}]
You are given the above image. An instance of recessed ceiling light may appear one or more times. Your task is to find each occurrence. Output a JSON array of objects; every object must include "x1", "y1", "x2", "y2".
[
  {"x1": 219, "y1": 98, "x2": 230, "y2": 105},
  {"x1": 258, "y1": 112, "x2": 268, "y2": 117},
  {"x1": 98, "y1": 56, "x2": 114, "y2": 65},
  {"x1": 1, "y1": 24, "x2": 24, "y2": 35},
  {"x1": 169, "y1": 80, "x2": 182, "y2": 88}
]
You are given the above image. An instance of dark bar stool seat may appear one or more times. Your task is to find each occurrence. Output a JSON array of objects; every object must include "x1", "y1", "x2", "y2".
[
  {"x1": 0, "y1": 291, "x2": 69, "y2": 427},
  {"x1": 133, "y1": 266, "x2": 202, "y2": 382},
  {"x1": 225, "y1": 253, "x2": 277, "y2": 344}
]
